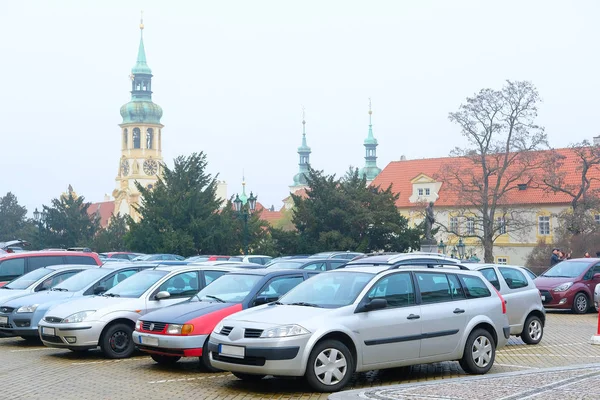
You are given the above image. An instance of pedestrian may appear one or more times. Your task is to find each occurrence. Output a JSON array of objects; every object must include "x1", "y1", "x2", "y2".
[
  {"x1": 551, "y1": 248, "x2": 561, "y2": 266},
  {"x1": 585, "y1": 252, "x2": 591, "y2": 258}
]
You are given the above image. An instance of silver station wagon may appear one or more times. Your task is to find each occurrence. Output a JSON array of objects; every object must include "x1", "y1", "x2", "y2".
[{"x1": 209, "y1": 259, "x2": 510, "y2": 392}]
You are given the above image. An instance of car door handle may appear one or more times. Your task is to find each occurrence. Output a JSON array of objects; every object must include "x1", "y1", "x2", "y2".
[
  {"x1": 453, "y1": 308, "x2": 465, "y2": 314},
  {"x1": 407, "y1": 314, "x2": 420, "y2": 320}
]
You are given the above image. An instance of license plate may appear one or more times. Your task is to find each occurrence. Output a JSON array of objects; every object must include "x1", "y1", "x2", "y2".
[
  {"x1": 0, "y1": 316, "x2": 7, "y2": 324},
  {"x1": 42, "y1": 327, "x2": 55, "y2": 336},
  {"x1": 541, "y1": 296, "x2": 546, "y2": 301},
  {"x1": 138, "y1": 335, "x2": 159, "y2": 347},
  {"x1": 219, "y1": 344, "x2": 245, "y2": 359}
]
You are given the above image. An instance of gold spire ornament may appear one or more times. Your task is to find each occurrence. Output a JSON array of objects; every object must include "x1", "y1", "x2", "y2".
[{"x1": 140, "y1": 10, "x2": 144, "y2": 30}]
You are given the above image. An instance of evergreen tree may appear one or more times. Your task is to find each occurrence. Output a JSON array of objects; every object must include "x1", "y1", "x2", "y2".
[
  {"x1": 0, "y1": 192, "x2": 28, "y2": 241},
  {"x1": 93, "y1": 214, "x2": 129, "y2": 252},
  {"x1": 43, "y1": 190, "x2": 99, "y2": 248}
]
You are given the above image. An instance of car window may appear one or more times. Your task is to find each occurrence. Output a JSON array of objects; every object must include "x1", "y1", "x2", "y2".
[
  {"x1": 458, "y1": 275, "x2": 491, "y2": 298},
  {"x1": 97, "y1": 269, "x2": 138, "y2": 291},
  {"x1": 587, "y1": 263, "x2": 600, "y2": 279},
  {"x1": 194, "y1": 274, "x2": 262, "y2": 303},
  {"x1": 0, "y1": 258, "x2": 25, "y2": 280},
  {"x1": 36, "y1": 271, "x2": 80, "y2": 291},
  {"x1": 65, "y1": 255, "x2": 98, "y2": 265},
  {"x1": 157, "y1": 271, "x2": 199, "y2": 298},
  {"x1": 248, "y1": 257, "x2": 261, "y2": 264},
  {"x1": 112, "y1": 254, "x2": 130, "y2": 260},
  {"x1": 447, "y1": 274, "x2": 466, "y2": 299},
  {"x1": 303, "y1": 262, "x2": 327, "y2": 271},
  {"x1": 4, "y1": 267, "x2": 53, "y2": 290},
  {"x1": 204, "y1": 270, "x2": 226, "y2": 285},
  {"x1": 498, "y1": 267, "x2": 529, "y2": 289},
  {"x1": 367, "y1": 272, "x2": 415, "y2": 307},
  {"x1": 415, "y1": 272, "x2": 453, "y2": 304},
  {"x1": 28, "y1": 256, "x2": 65, "y2": 270},
  {"x1": 258, "y1": 276, "x2": 304, "y2": 299},
  {"x1": 479, "y1": 267, "x2": 501, "y2": 290},
  {"x1": 329, "y1": 261, "x2": 347, "y2": 270}
]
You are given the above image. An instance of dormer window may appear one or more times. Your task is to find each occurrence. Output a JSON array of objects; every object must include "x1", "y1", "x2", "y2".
[
  {"x1": 418, "y1": 188, "x2": 424, "y2": 196},
  {"x1": 425, "y1": 188, "x2": 430, "y2": 196},
  {"x1": 409, "y1": 173, "x2": 440, "y2": 204}
]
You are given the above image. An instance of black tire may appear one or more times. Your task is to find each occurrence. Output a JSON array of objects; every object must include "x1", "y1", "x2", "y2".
[
  {"x1": 521, "y1": 315, "x2": 543, "y2": 345},
  {"x1": 572, "y1": 292, "x2": 589, "y2": 314},
  {"x1": 459, "y1": 328, "x2": 496, "y2": 374},
  {"x1": 232, "y1": 372, "x2": 266, "y2": 381},
  {"x1": 100, "y1": 323, "x2": 135, "y2": 359},
  {"x1": 200, "y1": 336, "x2": 221, "y2": 372},
  {"x1": 151, "y1": 354, "x2": 181, "y2": 365},
  {"x1": 304, "y1": 339, "x2": 354, "y2": 392}
]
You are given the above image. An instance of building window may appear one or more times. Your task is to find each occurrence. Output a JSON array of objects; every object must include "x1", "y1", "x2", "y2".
[
  {"x1": 425, "y1": 188, "x2": 430, "y2": 196},
  {"x1": 466, "y1": 218, "x2": 475, "y2": 235},
  {"x1": 595, "y1": 215, "x2": 600, "y2": 224},
  {"x1": 449, "y1": 216, "x2": 458, "y2": 233},
  {"x1": 418, "y1": 188, "x2": 423, "y2": 196},
  {"x1": 538, "y1": 216, "x2": 550, "y2": 235},
  {"x1": 496, "y1": 257, "x2": 508, "y2": 265},
  {"x1": 496, "y1": 217, "x2": 506, "y2": 235},
  {"x1": 133, "y1": 128, "x2": 141, "y2": 149}
]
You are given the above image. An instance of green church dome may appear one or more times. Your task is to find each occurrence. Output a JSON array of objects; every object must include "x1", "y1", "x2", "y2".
[{"x1": 120, "y1": 101, "x2": 163, "y2": 124}]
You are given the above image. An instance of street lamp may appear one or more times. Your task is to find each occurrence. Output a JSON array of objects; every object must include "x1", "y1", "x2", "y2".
[
  {"x1": 457, "y1": 238, "x2": 466, "y2": 260},
  {"x1": 33, "y1": 207, "x2": 47, "y2": 249},
  {"x1": 233, "y1": 192, "x2": 257, "y2": 255},
  {"x1": 437, "y1": 239, "x2": 446, "y2": 254}
]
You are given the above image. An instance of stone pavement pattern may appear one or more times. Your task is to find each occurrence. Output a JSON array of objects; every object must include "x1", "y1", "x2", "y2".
[{"x1": 1, "y1": 312, "x2": 600, "y2": 400}]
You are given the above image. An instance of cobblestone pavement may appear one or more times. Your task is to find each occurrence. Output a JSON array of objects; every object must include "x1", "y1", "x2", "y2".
[{"x1": 2, "y1": 311, "x2": 600, "y2": 400}]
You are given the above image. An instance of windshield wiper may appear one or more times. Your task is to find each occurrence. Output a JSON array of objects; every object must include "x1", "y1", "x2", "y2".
[
  {"x1": 287, "y1": 302, "x2": 322, "y2": 308},
  {"x1": 103, "y1": 293, "x2": 120, "y2": 297},
  {"x1": 51, "y1": 287, "x2": 68, "y2": 292},
  {"x1": 205, "y1": 295, "x2": 225, "y2": 303}
]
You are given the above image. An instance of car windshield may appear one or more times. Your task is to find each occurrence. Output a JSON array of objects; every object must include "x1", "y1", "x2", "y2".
[
  {"x1": 266, "y1": 261, "x2": 304, "y2": 269},
  {"x1": 104, "y1": 270, "x2": 168, "y2": 298},
  {"x1": 3, "y1": 268, "x2": 54, "y2": 290},
  {"x1": 192, "y1": 274, "x2": 262, "y2": 303},
  {"x1": 53, "y1": 269, "x2": 110, "y2": 292},
  {"x1": 279, "y1": 271, "x2": 373, "y2": 308},
  {"x1": 541, "y1": 260, "x2": 591, "y2": 278}
]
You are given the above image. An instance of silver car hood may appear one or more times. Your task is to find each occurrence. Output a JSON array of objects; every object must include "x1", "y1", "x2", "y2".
[
  {"x1": 225, "y1": 303, "x2": 340, "y2": 328},
  {"x1": 0, "y1": 289, "x2": 30, "y2": 302},
  {"x1": 44, "y1": 296, "x2": 142, "y2": 319}
]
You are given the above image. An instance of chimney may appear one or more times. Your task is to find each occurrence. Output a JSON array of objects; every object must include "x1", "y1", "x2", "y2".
[
  {"x1": 594, "y1": 136, "x2": 600, "y2": 146},
  {"x1": 400, "y1": 155, "x2": 407, "y2": 161},
  {"x1": 104, "y1": 194, "x2": 111, "y2": 201}
]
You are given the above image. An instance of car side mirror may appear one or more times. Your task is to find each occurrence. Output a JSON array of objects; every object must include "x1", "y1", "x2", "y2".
[
  {"x1": 355, "y1": 298, "x2": 388, "y2": 313},
  {"x1": 253, "y1": 296, "x2": 276, "y2": 306},
  {"x1": 155, "y1": 291, "x2": 171, "y2": 300},
  {"x1": 93, "y1": 286, "x2": 106, "y2": 295}
]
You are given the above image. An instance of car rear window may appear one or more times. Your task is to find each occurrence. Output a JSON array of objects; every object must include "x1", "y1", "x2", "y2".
[
  {"x1": 499, "y1": 267, "x2": 528, "y2": 289},
  {"x1": 458, "y1": 275, "x2": 491, "y2": 298},
  {"x1": 0, "y1": 258, "x2": 25, "y2": 279}
]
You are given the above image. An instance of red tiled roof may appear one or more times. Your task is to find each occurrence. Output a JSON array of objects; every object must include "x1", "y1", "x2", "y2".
[
  {"x1": 371, "y1": 148, "x2": 600, "y2": 208},
  {"x1": 87, "y1": 201, "x2": 115, "y2": 228},
  {"x1": 255, "y1": 202, "x2": 283, "y2": 225},
  {"x1": 282, "y1": 188, "x2": 309, "y2": 202}
]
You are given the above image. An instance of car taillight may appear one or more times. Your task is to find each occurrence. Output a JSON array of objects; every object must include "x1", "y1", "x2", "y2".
[{"x1": 494, "y1": 288, "x2": 507, "y2": 314}]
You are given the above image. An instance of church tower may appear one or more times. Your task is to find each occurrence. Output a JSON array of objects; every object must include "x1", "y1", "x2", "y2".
[
  {"x1": 113, "y1": 17, "x2": 164, "y2": 220},
  {"x1": 359, "y1": 98, "x2": 381, "y2": 184},
  {"x1": 289, "y1": 108, "x2": 311, "y2": 193}
]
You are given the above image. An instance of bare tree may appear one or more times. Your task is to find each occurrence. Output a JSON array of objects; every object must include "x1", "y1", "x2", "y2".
[{"x1": 436, "y1": 80, "x2": 548, "y2": 262}]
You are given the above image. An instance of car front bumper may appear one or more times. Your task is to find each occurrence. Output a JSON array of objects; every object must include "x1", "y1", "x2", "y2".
[
  {"x1": 0, "y1": 309, "x2": 46, "y2": 337},
  {"x1": 538, "y1": 289, "x2": 573, "y2": 309},
  {"x1": 38, "y1": 320, "x2": 105, "y2": 350},
  {"x1": 133, "y1": 331, "x2": 208, "y2": 357}
]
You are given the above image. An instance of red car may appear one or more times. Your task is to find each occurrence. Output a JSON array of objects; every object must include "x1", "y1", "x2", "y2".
[
  {"x1": 0, "y1": 251, "x2": 102, "y2": 286},
  {"x1": 534, "y1": 258, "x2": 600, "y2": 313}
]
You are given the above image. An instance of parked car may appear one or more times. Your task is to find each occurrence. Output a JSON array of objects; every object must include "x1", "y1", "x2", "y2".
[
  {"x1": 464, "y1": 263, "x2": 545, "y2": 344},
  {"x1": 38, "y1": 265, "x2": 239, "y2": 358},
  {"x1": 209, "y1": 261, "x2": 509, "y2": 392},
  {"x1": 0, "y1": 240, "x2": 30, "y2": 252},
  {"x1": 133, "y1": 268, "x2": 313, "y2": 369},
  {"x1": 265, "y1": 255, "x2": 311, "y2": 266},
  {"x1": 185, "y1": 255, "x2": 231, "y2": 262},
  {"x1": 0, "y1": 263, "x2": 153, "y2": 340},
  {"x1": 595, "y1": 283, "x2": 600, "y2": 312},
  {"x1": 343, "y1": 253, "x2": 460, "y2": 268},
  {"x1": 309, "y1": 251, "x2": 364, "y2": 260},
  {"x1": 266, "y1": 258, "x2": 347, "y2": 271},
  {"x1": 133, "y1": 254, "x2": 185, "y2": 261},
  {"x1": 534, "y1": 258, "x2": 600, "y2": 313},
  {"x1": 0, "y1": 264, "x2": 99, "y2": 304},
  {"x1": 99, "y1": 252, "x2": 142, "y2": 261},
  {"x1": 0, "y1": 251, "x2": 102, "y2": 287},
  {"x1": 238, "y1": 255, "x2": 273, "y2": 265}
]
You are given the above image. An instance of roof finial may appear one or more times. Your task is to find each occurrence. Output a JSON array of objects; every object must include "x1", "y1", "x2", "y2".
[
  {"x1": 140, "y1": 10, "x2": 144, "y2": 31},
  {"x1": 301, "y1": 105, "x2": 306, "y2": 134},
  {"x1": 368, "y1": 97, "x2": 372, "y2": 125}
]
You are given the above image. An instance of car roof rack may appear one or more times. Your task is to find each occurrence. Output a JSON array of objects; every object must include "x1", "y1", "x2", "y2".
[{"x1": 387, "y1": 260, "x2": 470, "y2": 271}]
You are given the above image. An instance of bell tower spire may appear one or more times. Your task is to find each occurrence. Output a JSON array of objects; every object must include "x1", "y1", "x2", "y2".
[
  {"x1": 359, "y1": 98, "x2": 381, "y2": 183},
  {"x1": 290, "y1": 106, "x2": 312, "y2": 192}
]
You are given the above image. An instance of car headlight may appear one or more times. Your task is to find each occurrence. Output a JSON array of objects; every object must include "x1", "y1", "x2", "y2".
[
  {"x1": 166, "y1": 324, "x2": 193, "y2": 335},
  {"x1": 553, "y1": 282, "x2": 574, "y2": 292},
  {"x1": 213, "y1": 321, "x2": 224, "y2": 334},
  {"x1": 62, "y1": 310, "x2": 95, "y2": 323},
  {"x1": 260, "y1": 324, "x2": 310, "y2": 338},
  {"x1": 135, "y1": 320, "x2": 143, "y2": 331},
  {"x1": 16, "y1": 304, "x2": 39, "y2": 313}
]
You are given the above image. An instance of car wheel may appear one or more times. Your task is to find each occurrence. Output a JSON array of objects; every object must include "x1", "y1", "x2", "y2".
[
  {"x1": 572, "y1": 293, "x2": 589, "y2": 314},
  {"x1": 100, "y1": 323, "x2": 135, "y2": 359},
  {"x1": 304, "y1": 339, "x2": 354, "y2": 392},
  {"x1": 200, "y1": 336, "x2": 221, "y2": 372},
  {"x1": 459, "y1": 328, "x2": 495, "y2": 374},
  {"x1": 151, "y1": 354, "x2": 181, "y2": 365},
  {"x1": 521, "y1": 315, "x2": 543, "y2": 345},
  {"x1": 232, "y1": 372, "x2": 266, "y2": 381}
]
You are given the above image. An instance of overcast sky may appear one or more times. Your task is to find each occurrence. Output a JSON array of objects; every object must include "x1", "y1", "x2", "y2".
[{"x1": 1, "y1": 0, "x2": 599, "y2": 214}]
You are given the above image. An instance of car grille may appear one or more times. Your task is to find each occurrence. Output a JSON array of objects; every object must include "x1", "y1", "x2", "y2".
[
  {"x1": 41, "y1": 335, "x2": 63, "y2": 344},
  {"x1": 14, "y1": 319, "x2": 30, "y2": 328},
  {"x1": 44, "y1": 316, "x2": 62, "y2": 323},
  {"x1": 212, "y1": 353, "x2": 265, "y2": 366},
  {"x1": 142, "y1": 321, "x2": 167, "y2": 332},
  {"x1": 219, "y1": 326, "x2": 233, "y2": 336},
  {"x1": 0, "y1": 307, "x2": 14, "y2": 314},
  {"x1": 244, "y1": 328, "x2": 263, "y2": 338},
  {"x1": 540, "y1": 290, "x2": 553, "y2": 304}
]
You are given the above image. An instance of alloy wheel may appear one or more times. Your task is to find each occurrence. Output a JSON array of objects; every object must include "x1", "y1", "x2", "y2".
[
  {"x1": 471, "y1": 335, "x2": 492, "y2": 368},
  {"x1": 313, "y1": 348, "x2": 347, "y2": 386},
  {"x1": 576, "y1": 295, "x2": 588, "y2": 312},
  {"x1": 528, "y1": 319, "x2": 542, "y2": 341}
]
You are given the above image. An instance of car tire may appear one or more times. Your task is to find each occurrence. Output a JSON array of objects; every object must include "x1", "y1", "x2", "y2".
[
  {"x1": 459, "y1": 328, "x2": 495, "y2": 375},
  {"x1": 232, "y1": 372, "x2": 266, "y2": 381},
  {"x1": 200, "y1": 336, "x2": 221, "y2": 372},
  {"x1": 100, "y1": 323, "x2": 135, "y2": 359},
  {"x1": 572, "y1": 293, "x2": 589, "y2": 314},
  {"x1": 304, "y1": 339, "x2": 354, "y2": 392},
  {"x1": 521, "y1": 315, "x2": 543, "y2": 345},
  {"x1": 151, "y1": 354, "x2": 181, "y2": 365}
]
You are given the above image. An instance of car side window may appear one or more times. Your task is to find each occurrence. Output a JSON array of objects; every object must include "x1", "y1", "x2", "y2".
[
  {"x1": 499, "y1": 267, "x2": 529, "y2": 289},
  {"x1": 415, "y1": 272, "x2": 453, "y2": 304},
  {"x1": 479, "y1": 268, "x2": 501, "y2": 290},
  {"x1": 258, "y1": 276, "x2": 304, "y2": 299},
  {"x1": 329, "y1": 261, "x2": 346, "y2": 270},
  {"x1": 157, "y1": 271, "x2": 199, "y2": 297},
  {"x1": 36, "y1": 271, "x2": 79, "y2": 291},
  {"x1": 97, "y1": 269, "x2": 138, "y2": 291},
  {"x1": 458, "y1": 275, "x2": 491, "y2": 298},
  {"x1": 367, "y1": 272, "x2": 415, "y2": 307},
  {"x1": 0, "y1": 258, "x2": 25, "y2": 280},
  {"x1": 304, "y1": 262, "x2": 327, "y2": 271},
  {"x1": 204, "y1": 270, "x2": 226, "y2": 286},
  {"x1": 447, "y1": 274, "x2": 466, "y2": 299},
  {"x1": 29, "y1": 256, "x2": 65, "y2": 270},
  {"x1": 65, "y1": 255, "x2": 98, "y2": 265}
]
